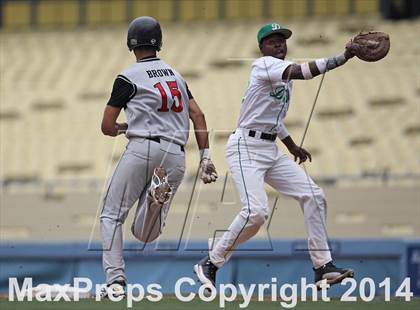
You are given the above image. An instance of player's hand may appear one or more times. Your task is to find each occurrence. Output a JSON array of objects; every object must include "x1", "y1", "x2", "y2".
[
  {"x1": 344, "y1": 48, "x2": 355, "y2": 60},
  {"x1": 344, "y1": 38, "x2": 356, "y2": 59},
  {"x1": 199, "y1": 158, "x2": 218, "y2": 184},
  {"x1": 344, "y1": 38, "x2": 357, "y2": 59},
  {"x1": 288, "y1": 145, "x2": 312, "y2": 164}
]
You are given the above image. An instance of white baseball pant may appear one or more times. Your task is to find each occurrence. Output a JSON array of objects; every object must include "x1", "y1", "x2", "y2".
[{"x1": 209, "y1": 129, "x2": 332, "y2": 269}]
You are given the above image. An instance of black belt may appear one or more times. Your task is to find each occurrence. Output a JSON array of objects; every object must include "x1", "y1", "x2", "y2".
[
  {"x1": 145, "y1": 137, "x2": 185, "y2": 152},
  {"x1": 233, "y1": 130, "x2": 276, "y2": 141}
]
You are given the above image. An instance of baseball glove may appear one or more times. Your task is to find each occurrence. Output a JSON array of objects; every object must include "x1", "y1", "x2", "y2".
[{"x1": 346, "y1": 31, "x2": 390, "y2": 62}]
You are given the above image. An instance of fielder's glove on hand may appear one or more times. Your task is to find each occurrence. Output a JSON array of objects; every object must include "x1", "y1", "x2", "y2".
[
  {"x1": 345, "y1": 31, "x2": 390, "y2": 62},
  {"x1": 200, "y1": 158, "x2": 218, "y2": 184}
]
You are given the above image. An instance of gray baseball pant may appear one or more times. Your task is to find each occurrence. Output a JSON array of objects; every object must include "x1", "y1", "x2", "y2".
[{"x1": 100, "y1": 137, "x2": 185, "y2": 285}]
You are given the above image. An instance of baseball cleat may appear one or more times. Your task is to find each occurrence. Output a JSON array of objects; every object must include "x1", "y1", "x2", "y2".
[
  {"x1": 150, "y1": 167, "x2": 172, "y2": 205},
  {"x1": 314, "y1": 261, "x2": 354, "y2": 289},
  {"x1": 99, "y1": 281, "x2": 126, "y2": 299},
  {"x1": 193, "y1": 255, "x2": 218, "y2": 295}
]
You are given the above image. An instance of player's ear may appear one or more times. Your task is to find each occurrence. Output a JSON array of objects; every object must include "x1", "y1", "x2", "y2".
[{"x1": 259, "y1": 43, "x2": 263, "y2": 51}]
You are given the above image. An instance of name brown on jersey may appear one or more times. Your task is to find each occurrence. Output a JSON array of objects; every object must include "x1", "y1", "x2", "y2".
[{"x1": 146, "y1": 69, "x2": 175, "y2": 78}]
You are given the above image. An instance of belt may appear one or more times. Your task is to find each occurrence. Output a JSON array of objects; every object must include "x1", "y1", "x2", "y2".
[
  {"x1": 233, "y1": 129, "x2": 277, "y2": 141},
  {"x1": 145, "y1": 136, "x2": 185, "y2": 152}
]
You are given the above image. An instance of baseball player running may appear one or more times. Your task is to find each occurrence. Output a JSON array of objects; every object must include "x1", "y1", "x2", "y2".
[
  {"x1": 194, "y1": 23, "x2": 355, "y2": 291},
  {"x1": 100, "y1": 16, "x2": 217, "y2": 298}
]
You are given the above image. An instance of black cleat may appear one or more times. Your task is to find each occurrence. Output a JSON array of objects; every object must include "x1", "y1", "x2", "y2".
[
  {"x1": 314, "y1": 261, "x2": 354, "y2": 289},
  {"x1": 193, "y1": 255, "x2": 218, "y2": 294}
]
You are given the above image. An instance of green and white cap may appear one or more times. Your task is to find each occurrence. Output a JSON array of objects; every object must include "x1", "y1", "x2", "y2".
[{"x1": 257, "y1": 23, "x2": 292, "y2": 44}]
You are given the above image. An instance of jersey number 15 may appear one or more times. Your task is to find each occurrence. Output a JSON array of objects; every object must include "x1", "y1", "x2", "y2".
[{"x1": 154, "y1": 81, "x2": 183, "y2": 113}]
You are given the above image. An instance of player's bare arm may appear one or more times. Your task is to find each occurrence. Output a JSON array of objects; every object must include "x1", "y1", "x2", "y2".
[
  {"x1": 259, "y1": 32, "x2": 356, "y2": 81},
  {"x1": 101, "y1": 106, "x2": 128, "y2": 137},
  {"x1": 188, "y1": 98, "x2": 218, "y2": 184},
  {"x1": 188, "y1": 98, "x2": 209, "y2": 149},
  {"x1": 282, "y1": 48, "x2": 354, "y2": 80},
  {"x1": 281, "y1": 135, "x2": 312, "y2": 164},
  {"x1": 102, "y1": 72, "x2": 136, "y2": 137}
]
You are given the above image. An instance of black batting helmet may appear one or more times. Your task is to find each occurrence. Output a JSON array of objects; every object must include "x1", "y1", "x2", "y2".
[{"x1": 127, "y1": 16, "x2": 162, "y2": 51}]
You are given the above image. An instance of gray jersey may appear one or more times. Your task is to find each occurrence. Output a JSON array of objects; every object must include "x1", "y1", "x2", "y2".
[{"x1": 120, "y1": 57, "x2": 190, "y2": 146}]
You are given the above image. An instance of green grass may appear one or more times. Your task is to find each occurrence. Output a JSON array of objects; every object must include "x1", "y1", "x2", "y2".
[{"x1": 2, "y1": 297, "x2": 420, "y2": 310}]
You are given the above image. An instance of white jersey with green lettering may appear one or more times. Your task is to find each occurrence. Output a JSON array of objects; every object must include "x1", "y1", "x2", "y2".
[{"x1": 237, "y1": 56, "x2": 293, "y2": 137}]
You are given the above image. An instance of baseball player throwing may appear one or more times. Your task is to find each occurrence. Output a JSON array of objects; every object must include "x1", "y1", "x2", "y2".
[
  {"x1": 194, "y1": 23, "x2": 355, "y2": 291},
  {"x1": 100, "y1": 16, "x2": 217, "y2": 298}
]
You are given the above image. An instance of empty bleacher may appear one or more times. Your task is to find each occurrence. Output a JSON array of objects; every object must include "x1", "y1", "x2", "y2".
[
  {"x1": 1, "y1": 18, "x2": 419, "y2": 183},
  {"x1": 1, "y1": 16, "x2": 419, "y2": 242}
]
